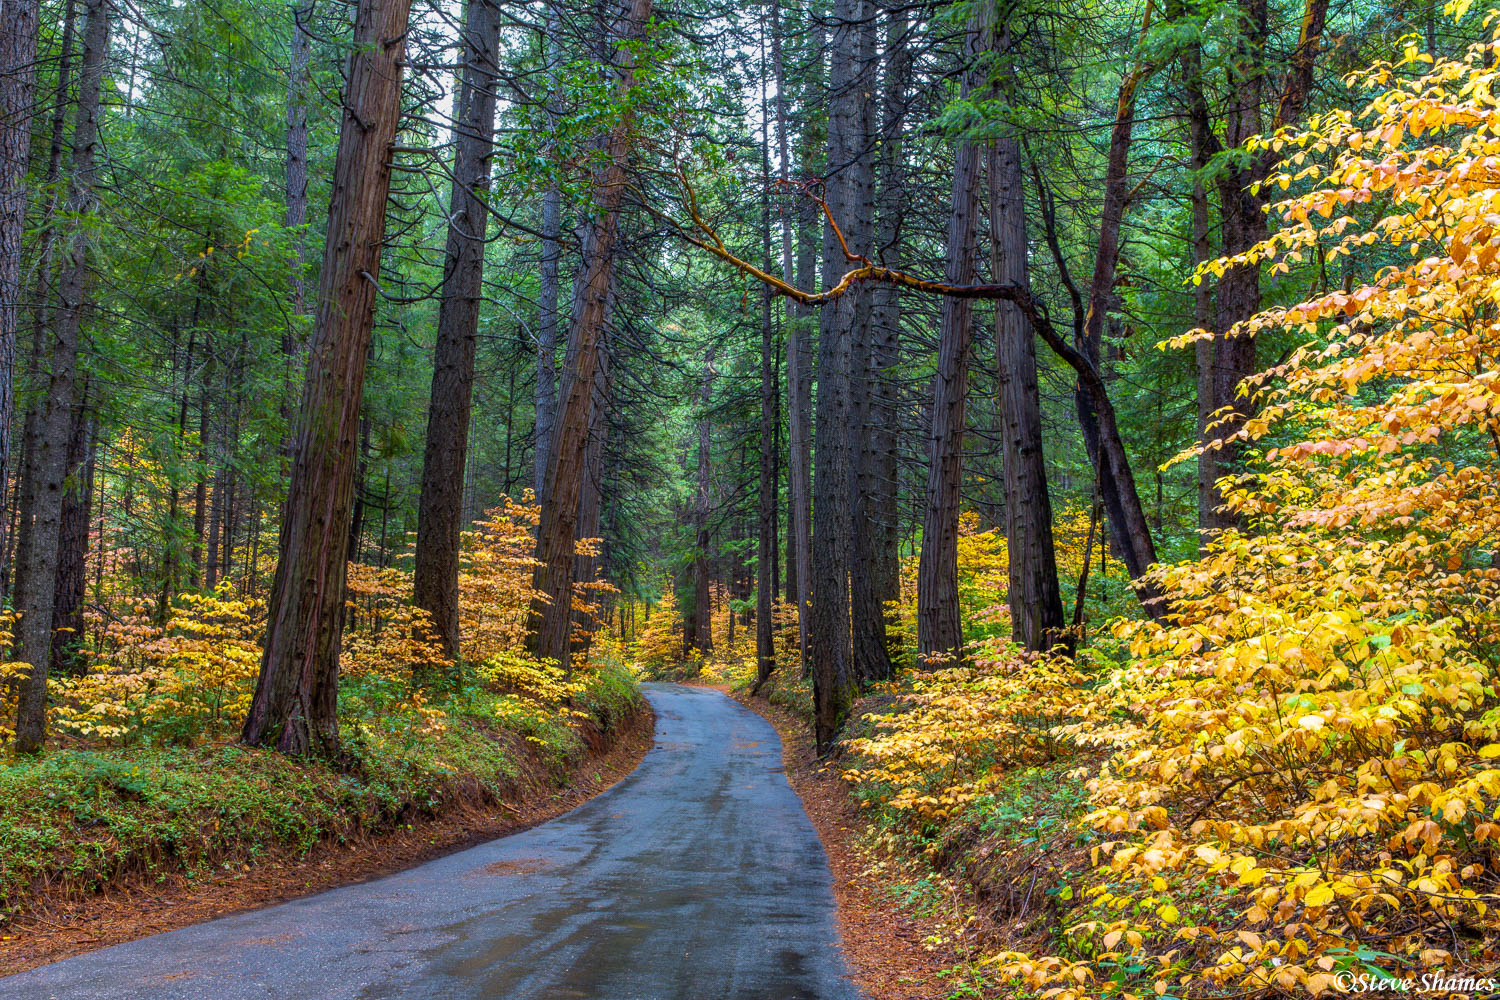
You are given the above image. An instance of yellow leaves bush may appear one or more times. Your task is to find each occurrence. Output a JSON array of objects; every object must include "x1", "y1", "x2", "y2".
[
  {"x1": 845, "y1": 22, "x2": 1500, "y2": 997},
  {"x1": 845, "y1": 643, "x2": 1095, "y2": 831}
]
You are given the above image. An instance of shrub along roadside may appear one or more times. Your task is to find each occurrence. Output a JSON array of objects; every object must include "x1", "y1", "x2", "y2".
[{"x1": 0, "y1": 662, "x2": 643, "y2": 924}]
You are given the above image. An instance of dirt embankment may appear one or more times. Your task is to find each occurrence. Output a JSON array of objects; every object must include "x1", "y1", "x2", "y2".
[{"x1": 0, "y1": 704, "x2": 654, "y2": 976}]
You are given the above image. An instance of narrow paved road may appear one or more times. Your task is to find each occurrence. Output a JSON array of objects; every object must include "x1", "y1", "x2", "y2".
[{"x1": 1, "y1": 683, "x2": 864, "y2": 1000}]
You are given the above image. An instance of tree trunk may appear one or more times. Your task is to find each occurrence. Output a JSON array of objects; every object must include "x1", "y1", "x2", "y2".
[
  {"x1": 867, "y1": 0, "x2": 909, "y2": 612},
  {"x1": 756, "y1": 13, "x2": 778, "y2": 688},
  {"x1": 526, "y1": 0, "x2": 653, "y2": 669},
  {"x1": 916, "y1": 13, "x2": 982, "y2": 666},
  {"x1": 988, "y1": 124, "x2": 1065, "y2": 652},
  {"x1": 534, "y1": 12, "x2": 563, "y2": 498},
  {"x1": 774, "y1": 0, "x2": 813, "y2": 665},
  {"x1": 4, "y1": 0, "x2": 75, "y2": 603},
  {"x1": 0, "y1": 0, "x2": 40, "y2": 543},
  {"x1": 849, "y1": 6, "x2": 891, "y2": 684},
  {"x1": 414, "y1": 0, "x2": 503, "y2": 663},
  {"x1": 284, "y1": 0, "x2": 313, "y2": 409},
  {"x1": 242, "y1": 0, "x2": 414, "y2": 757},
  {"x1": 574, "y1": 332, "x2": 611, "y2": 652},
  {"x1": 12, "y1": 0, "x2": 108, "y2": 754},
  {"x1": 809, "y1": 0, "x2": 865, "y2": 750},
  {"x1": 692, "y1": 346, "x2": 715, "y2": 655},
  {"x1": 52, "y1": 398, "x2": 93, "y2": 676},
  {"x1": 1064, "y1": 10, "x2": 1164, "y2": 613}
]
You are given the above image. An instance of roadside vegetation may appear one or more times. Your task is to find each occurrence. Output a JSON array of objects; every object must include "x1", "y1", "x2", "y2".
[{"x1": 0, "y1": 498, "x2": 643, "y2": 925}]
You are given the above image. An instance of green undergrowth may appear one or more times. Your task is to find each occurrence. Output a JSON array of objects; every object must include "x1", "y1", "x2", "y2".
[{"x1": 0, "y1": 662, "x2": 641, "y2": 923}]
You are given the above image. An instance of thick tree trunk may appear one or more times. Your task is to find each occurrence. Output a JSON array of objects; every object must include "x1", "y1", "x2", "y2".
[
  {"x1": 52, "y1": 399, "x2": 93, "y2": 676},
  {"x1": 12, "y1": 0, "x2": 108, "y2": 754},
  {"x1": 916, "y1": 14, "x2": 982, "y2": 666},
  {"x1": 988, "y1": 128, "x2": 1065, "y2": 652},
  {"x1": 414, "y1": 0, "x2": 503, "y2": 663},
  {"x1": 534, "y1": 13, "x2": 563, "y2": 498},
  {"x1": 3, "y1": 0, "x2": 73, "y2": 603},
  {"x1": 867, "y1": 0, "x2": 909, "y2": 612},
  {"x1": 573, "y1": 334, "x2": 611, "y2": 651},
  {"x1": 526, "y1": 0, "x2": 653, "y2": 669},
  {"x1": 0, "y1": 0, "x2": 40, "y2": 540},
  {"x1": 242, "y1": 0, "x2": 414, "y2": 756},
  {"x1": 848, "y1": 4, "x2": 890, "y2": 684},
  {"x1": 809, "y1": 0, "x2": 865, "y2": 750}
]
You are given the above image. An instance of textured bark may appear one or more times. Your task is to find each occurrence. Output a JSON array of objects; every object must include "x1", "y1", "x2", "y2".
[
  {"x1": 3, "y1": 0, "x2": 70, "y2": 602},
  {"x1": 848, "y1": 2, "x2": 890, "y2": 685},
  {"x1": 0, "y1": 0, "x2": 40, "y2": 539},
  {"x1": 867, "y1": 0, "x2": 909, "y2": 612},
  {"x1": 414, "y1": 0, "x2": 503, "y2": 663},
  {"x1": 534, "y1": 11, "x2": 563, "y2": 497},
  {"x1": 810, "y1": 0, "x2": 864, "y2": 750},
  {"x1": 988, "y1": 128, "x2": 1065, "y2": 652},
  {"x1": 526, "y1": 0, "x2": 653, "y2": 669},
  {"x1": 574, "y1": 341, "x2": 611, "y2": 642},
  {"x1": 775, "y1": 0, "x2": 813, "y2": 662},
  {"x1": 12, "y1": 0, "x2": 108, "y2": 753},
  {"x1": 692, "y1": 348, "x2": 715, "y2": 656},
  {"x1": 916, "y1": 13, "x2": 982, "y2": 666},
  {"x1": 756, "y1": 15, "x2": 778, "y2": 689},
  {"x1": 285, "y1": 3, "x2": 313, "y2": 326},
  {"x1": 242, "y1": 0, "x2": 414, "y2": 756},
  {"x1": 52, "y1": 400, "x2": 93, "y2": 676}
]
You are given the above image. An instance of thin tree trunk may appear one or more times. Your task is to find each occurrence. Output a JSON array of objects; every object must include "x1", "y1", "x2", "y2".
[
  {"x1": 773, "y1": 0, "x2": 813, "y2": 666},
  {"x1": 1062, "y1": 4, "x2": 1164, "y2": 613},
  {"x1": 283, "y1": 0, "x2": 313, "y2": 434},
  {"x1": 12, "y1": 0, "x2": 109, "y2": 754},
  {"x1": 526, "y1": 0, "x2": 654, "y2": 669},
  {"x1": 414, "y1": 0, "x2": 503, "y2": 664},
  {"x1": 755, "y1": 11, "x2": 778, "y2": 687},
  {"x1": 242, "y1": 0, "x2": 415, "y2": 757},
  {"x1": 285, "y1": 3, "x2": 312, "y2": 295},
  {"x1": 692, "y1": 346, "x2": 715, "y2": 655}
]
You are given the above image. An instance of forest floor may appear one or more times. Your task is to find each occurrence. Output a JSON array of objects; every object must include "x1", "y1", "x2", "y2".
[
  {"x1": 0, "y1": 702, "x2": 653, "y2": 976},
  {"x1": 716, "y1": 680, "x2": 988, "y2": 1000}
]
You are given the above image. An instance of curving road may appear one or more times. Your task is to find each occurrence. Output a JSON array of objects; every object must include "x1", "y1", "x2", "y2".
[{"x1": 0, "y1": 683, "x2": 864, "y2": 1000}]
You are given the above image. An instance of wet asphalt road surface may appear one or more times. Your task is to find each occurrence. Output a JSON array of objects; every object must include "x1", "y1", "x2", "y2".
[{"x1": 0, "y1": 683, "x2": 864, "y2": 1000}]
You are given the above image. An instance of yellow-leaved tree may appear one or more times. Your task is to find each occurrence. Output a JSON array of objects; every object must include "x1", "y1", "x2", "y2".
[{"x1": 984, "y1": 16, "x2": 1500, "y2": 998}]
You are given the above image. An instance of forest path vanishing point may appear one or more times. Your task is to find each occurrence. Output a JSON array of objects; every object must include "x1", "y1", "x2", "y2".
[{"x1": 0, "y1": 684, "x2": 863, "y2": 1000}]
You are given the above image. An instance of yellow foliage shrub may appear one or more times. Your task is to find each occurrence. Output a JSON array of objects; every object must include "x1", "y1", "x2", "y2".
[{"x1": 983, "y1": 27, "x2": 1500, "y2": 997}]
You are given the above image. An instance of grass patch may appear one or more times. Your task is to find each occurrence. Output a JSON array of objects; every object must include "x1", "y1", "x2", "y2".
[{"x1": 0, "y1": 662, "x2": 641, "y2": 922}]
